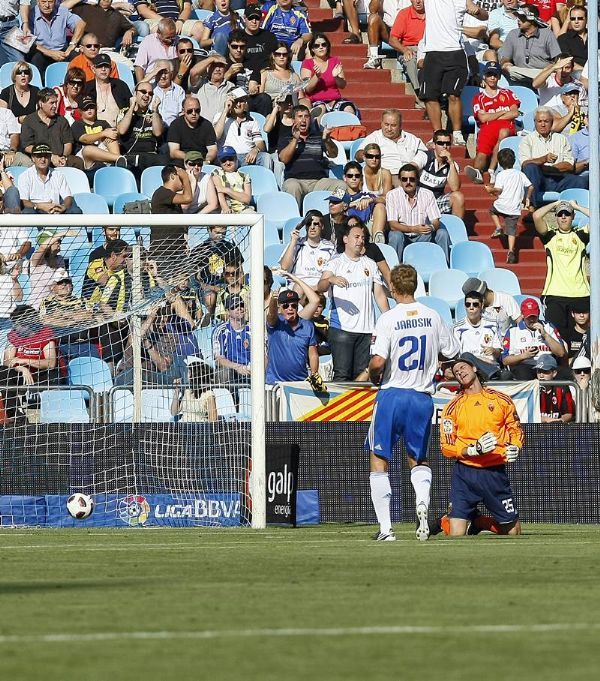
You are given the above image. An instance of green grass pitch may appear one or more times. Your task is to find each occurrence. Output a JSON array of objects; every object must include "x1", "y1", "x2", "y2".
[{"x1": 0, "y1": 524, "x2": 599, "y2": 681}]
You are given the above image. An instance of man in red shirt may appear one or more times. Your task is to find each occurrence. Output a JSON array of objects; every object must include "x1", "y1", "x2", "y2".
[
  {"x1": 465, "y1": 61, "x2": 520, "y2": 183},
  {"x1": 380, "y1": 0, "x2": 425, "y2": 97}
]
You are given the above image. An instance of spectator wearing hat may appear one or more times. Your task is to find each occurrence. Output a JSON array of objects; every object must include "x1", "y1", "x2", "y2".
[
  {"x1": 20, "y1": 89, "x2": 84, "y2": 170},
  {"x1": 317, "y1": 222, "x2": 389, "y2": 381},
  {"x1": 266, "y1": 271, "x2": 321, "y2": 386},
  {"x1": 213, "y1": 88, "x2": 272, "y2": 170},
  {"x1": 212, "y1": 293, "x2": 252, "y2": 386},
  {"x1": 531, "y1": 53, "x2": 586, "y2": 111},
  {"x1": 84, "y1": 53, "x2": 133, "y2": 128},
  {"x1": 30, "y1": 0, "x2": 86, "y2": 77},
  {"x1": 564, "y1": 300, "x2": 590, "y2": 365},
  {"x1": 486, "y1": 0, "x2": 520, "y2": 61},
  {"x1": 502, "y1": 297, "x2": 566, "y2": 380},
  {"x1": 69, "y1": 32, "x2": 120, "y2": 82},
  {"x1": 39, "y1": 269, "x2": 100, "y2": 361},
  {"x1": 181, "y1": 151, "x2": 219, "y2": 215},
  {"x1": 462, "y1": 276, "x2": 521, "y2": 337},
  {"x1": 418, "y1": 129, "x2": 465, "y2": 219},
  {"x1": 18, "y1": 145, "x2": 82, "y2": 216},
  {"x1": 71, "y1": 97, "x2": 126, "y2": 170},
  {"x1": 535, "y1": 354, "x2": 575, "y2": 423},
  {"x1": 499, "y1": 4, "x2": 561, "y2": 86},
  {"x1": 385, "y1": 163, "x2": 450, "y2": 264},
  {"x1": 167, "y1": 95, "x2": 218, "y2": 165},
  {"x1": 27, "y1": 230, "x2": 70, "y2": 310},
  {"x1": 243, "y1": 4, "x2": 278, "y2": 73},
  {"x1": 571, "y1": 355, "x2": 591, "y2": 421},
  {"x1": 355, "y1": 109, "x2": 427, "y2": 180},
  {"x1": 533, "y1": 199, "x2": 589, "y2": 339},
  {"x1": 519, "y1": 106, "x2": 588, "y2": 208},
  {"x1": 464, "y1": 62, "x2": 520, "y2": 185},
  {"x1": 548, "y1": 83, "x2": 586, "y2": 136},
  {"x1": 277, "y1": 104, "x2": 345, "y2": 209},
  {"x1": 483, "y1": 147, "x2": 533, "y2": 264},
  {"x1": 211, "y1": 146, "x2": 254, "y2": 214},
  {"x1": 194, "y1": 58, "x2": 235, "y2": 124}
]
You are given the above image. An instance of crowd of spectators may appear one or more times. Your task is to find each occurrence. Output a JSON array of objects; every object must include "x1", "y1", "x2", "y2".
[{"x1": 0, "y1": 0, "x2": 595, "y2": 424}]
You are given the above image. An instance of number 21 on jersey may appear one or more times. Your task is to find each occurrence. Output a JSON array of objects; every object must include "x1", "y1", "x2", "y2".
[{"x1": 398, "y1": 335, "x2": 427, "y2": 371}]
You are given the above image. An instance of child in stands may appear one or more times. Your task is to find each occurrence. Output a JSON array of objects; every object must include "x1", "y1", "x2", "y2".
[{"x1": 483, "y1": 148, "x2": 533, "y2": 265}]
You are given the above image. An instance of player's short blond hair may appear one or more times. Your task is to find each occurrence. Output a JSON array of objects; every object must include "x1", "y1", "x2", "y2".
[{"x1": 390, "y1": 264, "x2": 417, "y2": 296}]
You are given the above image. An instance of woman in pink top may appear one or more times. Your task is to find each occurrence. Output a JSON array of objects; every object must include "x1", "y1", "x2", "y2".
[{"x1": 300, "y1": 33, "x2": 359, "y2": 118}]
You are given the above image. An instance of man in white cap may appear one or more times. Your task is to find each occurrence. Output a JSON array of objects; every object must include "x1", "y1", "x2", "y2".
[{"x1": 461, "y1": 276, "x2": 521, "y2": 337}]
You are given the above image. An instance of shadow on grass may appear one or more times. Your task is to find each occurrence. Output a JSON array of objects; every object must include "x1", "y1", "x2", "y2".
[{"x1": 0, "y1": 580, "x2": 141, "y2": 594}]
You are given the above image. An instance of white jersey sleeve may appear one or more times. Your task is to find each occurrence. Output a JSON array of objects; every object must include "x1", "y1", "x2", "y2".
[{"x1": 372, "y1": 301, "x2": 460, "y2": 393}]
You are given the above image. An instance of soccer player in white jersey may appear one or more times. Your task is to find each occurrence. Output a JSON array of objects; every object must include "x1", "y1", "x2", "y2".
[{"x1": 365, "y1": 264, "x2": 460, "y2": 541}]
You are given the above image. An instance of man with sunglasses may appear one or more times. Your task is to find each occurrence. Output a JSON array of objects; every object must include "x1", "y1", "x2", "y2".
[
  {"x1": 195, "y1": 59, "x2": 236, "y2": 124},
  {"x1": 419, "y1": 129, "x2": 464, "y2": 218},
  {"x1": 69, "y1": 32, "x2": 119, "y2": 82},
  {"x1": 385, "y1": 163, "x2": 450, "y2": 263},
  {"x1": 213, "y1": 293, "x2": 252, "y2": 386},
  {"x1": 266, "y1": 272, "x2": 321, "y2": 386},
  {"x1": 168, "y1": 95, "x2": 218, "y2": 165},
  {"x1": 243, "y1": 4, "x2": 278, "y2": 73},
  {"x1": 453, "y1": 290, "x2": 502, "y2": 381},
  {"x1": 173, "y1": 38, "x2": 198, "y2": 91},
  {"x1": 533, "y1": 199, "x2": 589, "y2": 340},
  {"x1": 224, "y1": 30, "x2": 273, "y2": 116},
  {"x1": 564, "y1": 300, "x2": 589, "y2": 366},
  {"x1": 557, "y1": 4, "x2": 588, "y2": 71}
]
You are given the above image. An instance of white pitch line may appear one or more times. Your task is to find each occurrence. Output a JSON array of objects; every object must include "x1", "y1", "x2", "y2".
[{"x1": 0, "y1": 623, "x2": 598, "y2": 645}]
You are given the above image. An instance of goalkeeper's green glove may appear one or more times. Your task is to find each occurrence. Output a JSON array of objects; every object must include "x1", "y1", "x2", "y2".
[
  {"x1": 466, "y1": 432, "x2": 498, "y2": 456},
  {"x1": 504, "y1": 445, "x2": 520, "y2": 463},
  {"x1": 307, "y1": 372, "x2": 326, "y2": 393}
]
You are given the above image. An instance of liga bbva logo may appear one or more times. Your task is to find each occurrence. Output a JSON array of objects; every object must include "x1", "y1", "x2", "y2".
[{"x1": 118, "y1": 495, "x2": 151, "y2": 527}]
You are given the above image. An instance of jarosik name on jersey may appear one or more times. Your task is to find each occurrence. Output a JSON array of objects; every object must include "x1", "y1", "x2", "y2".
[{"x1": 394, "y1": 318, "x2": 433, "y2": 330}]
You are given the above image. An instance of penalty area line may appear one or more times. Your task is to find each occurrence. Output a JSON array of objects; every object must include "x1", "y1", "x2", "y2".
[{"x1": 0, "y1": 623, "x2": 598, "y2": 645}]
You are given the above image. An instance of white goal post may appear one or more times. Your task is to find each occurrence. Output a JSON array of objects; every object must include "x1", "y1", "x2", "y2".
[{"x1": 0, "y1": 213, "x2": 266, "y2": 529}]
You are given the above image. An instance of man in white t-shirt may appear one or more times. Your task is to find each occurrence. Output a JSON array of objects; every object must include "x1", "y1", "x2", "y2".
[
  {"x1": 420, "y1": 0, "x2": 488, "y2": 144},
  {"x1": 279, "y1": 214, "x2": 336, "y2": 290},
  {"x1": 365, "y1": 263, "x2": 460, "y2": 541},
  {"x1": 461, "y1": 276, "x2": 521, "y2": 336},
  {"x1": 317, "y1": 223, "x2": 389, "y2": 381}
]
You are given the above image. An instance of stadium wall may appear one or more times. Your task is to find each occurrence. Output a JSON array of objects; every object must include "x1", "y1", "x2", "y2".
[{"x1": 1, "y1": 423, "x2": 598, "y2": 525}]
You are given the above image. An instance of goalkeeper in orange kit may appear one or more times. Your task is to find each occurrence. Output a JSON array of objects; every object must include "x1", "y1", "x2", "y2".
[{"x1": 433, "y1": 352, "x2": 523, "y2": 537}]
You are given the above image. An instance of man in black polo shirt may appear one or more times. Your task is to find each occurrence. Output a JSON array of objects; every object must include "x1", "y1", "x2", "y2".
[
  {"x1": 167, "y1": 95, "x2": 218, "y2": 165},
  {"x1": 224, "y1": 30, "x2": 273, "y2": 116},
  {"x1": 243, "y1": 4, "x2": 277, "y2": 73},
  {"x1": 418, "y1": 129, "x2": 465, "y2": 218},
  {"x1": 277, "y1": 104, "x2": 345, "y2": 209}
]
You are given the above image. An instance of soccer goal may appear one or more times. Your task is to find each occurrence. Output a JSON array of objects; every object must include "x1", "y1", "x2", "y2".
[{"x1": 0, "y1": 214, "x2": 266, "y2": 529}]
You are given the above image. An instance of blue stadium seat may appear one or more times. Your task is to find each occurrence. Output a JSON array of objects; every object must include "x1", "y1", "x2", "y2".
[
  {"x1": 238, "y1": 387, "x2": 252, "y2": 420},
  {"x1": 450, "y1": 241, "x2": 494, "y2": 276},
  {"x1": 454, "y1": 298, "x2": 466, "y2": 321},
  {"x1": 520, "y1": 109, "x2": 535, "y2": 133},
  {"x1": 511, "y1": 86, "x2": 539, "y2": 113},
  {"x1": 415, "y1": 272, "x2": 426, "y2": 298},
  {"x1": 428, "y1": 269, "x2": 469, "y2": 310},
  {"x1": 238, "y1": 165, "x2": 278, "y2": 202},
  {"x1": 249, "y1": 111, "x2": 266, "y2": 129},
  {"x1": 6, "y1": 165, "x2": 27, "y2": 183},
  {"x1": 56, "y1": 167, "x2": 90, "y2": 195},
  {"x1": 73, "y1": 192, "x2": 109, "y2": 214},
  {"x1": 93, "y1": 166, "x2": 138, "y2": 207},
  {"x1": 460, "y1": 85, "x2": 482, "y2": 129},
  {"x1": 282, "y1": 216, "x2": 302, "y2": 243},
  {"x1": 302, "y1": 190, "x2": 331, "y2": 215},
  {"x1": 193, "y1": 8, "x2": 211, "y2": 20},
  {"x1": 349, "y1": 137, "x2": 366, "y2": 161},
  {"x1": 140, "y1": 165, "x2": 165, "y2": 196},
  {"x1": 478, "y1": 267, "x2": 521, "y2": 296},
  {"x1": 0, "y1": 62, "x2": 42, "y2": 88},
  {"x1": 44, "y1": 62, "x2": 69, "y2": 88},
  {"x1": 402, "y1": 242, "x2": 448, "y2": 284},
  {"x1": 257, "y1": 191, "x2": 300, "y2": 236},
  {"x1": 194, "y1": 326, "x2": 215, "y2": 367},
  {"x1": 112, "y1": 390, "x2": 134, "y2": 422},
  {"x1": 68, "y1": 357, "x2": 113, "y2": 393},
  {"x1": 213, "y1": 388, "x2": 237, "y2": 420},
  {"x1": 17, "y1": 273, "x2": 30, "y2": 303},
  {"x1": 117, "y1": 63, "x2": 135, "y2": 91},
  {"x1": 203, "y1": 164, "x2": 218, "y2": 175},
  {"x1": 113, "y1": 191, "x2": 150, "y2": 214},
  {"x1": 499, "y1": 136, "x2": 521, "y2": 168},
  {"x1": 291, "y1": 60, "x2": 302, "y2": 74},
  {"x1": 416, "y1": 296, "x2": 453, "y2": 326},
  {"x1": 141, "y1": 388, "x2": 175, "y2": 422},
  {"x1": 376, "y1": 243, "x2": 399, "y2": 268},
  {"x1": 329, "y1": 140, "x2": 347, "y2": 166},
  {"x1": 439, "y1": 214, "x2": 468, "y2": 246},
  {"x1": 39, "y1": 390, "x2": 89, "y2": 423},
  {"x1": 264, "y1": 220, "x2": 282, "y2": 247},
  {"x1": 264, "y1": 243, "x2": 286, "y2": 267},
  {"x1": 321, "y1": 111, "x2": 361, "y2": 129}
]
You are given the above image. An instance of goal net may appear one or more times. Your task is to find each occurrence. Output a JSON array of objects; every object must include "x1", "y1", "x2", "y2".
[{"x1": 0, "y1": 215, "x2": 266, "y2": 529}]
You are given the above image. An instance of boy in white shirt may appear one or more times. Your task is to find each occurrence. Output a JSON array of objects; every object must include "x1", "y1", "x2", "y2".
[{"x1": 483, "y1": 147, "x2": 533, "y2": 264}]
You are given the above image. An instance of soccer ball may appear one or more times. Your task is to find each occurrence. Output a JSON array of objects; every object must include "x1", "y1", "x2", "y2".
[{"x1": 66, "y1": 493, "x2": 95, "y2": 520}]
